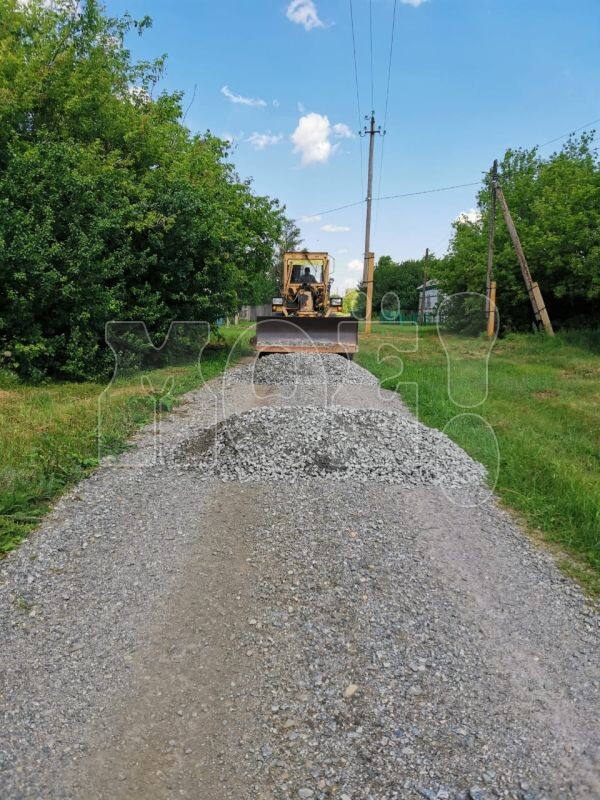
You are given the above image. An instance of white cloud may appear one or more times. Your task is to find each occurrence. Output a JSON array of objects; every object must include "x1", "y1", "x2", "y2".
[
  {"x1": 456, "y1": 208, "x2": 482, "y2": 225},
  {"x1": 286, "y1": 0, "x2": 324, "y2": 31},
  {"x1": 221, "y1": 85, "x2": 267, "y2": 108},
  {"x1": 292, "y1": 115, "x2": 354, "y2": 167},
  {"x1": 332, "y1": 122, "x2": 354, "y2": 139},
  {"x1": 322, "y1": 224, "x2": 351, "y2": 233},
  {"x1": 401, "y1": 0, "x2": 428, "y2": 6},
  {"x1": 299, "y1": 214, "x2": 321, "y2": 223},
  {"x1": 291, "y1": 113, "x2": 353, "y2": 166},
  {"x1": 347, "y1": 258, "x2": 363, "y2": 271},
  {"x1": 297, "y1": 101, "x2": 306, "y2": 114},
  {"x1": 246, "y1": 132, "x2": 283, "y2": 150},
  {"x1": 292, "y1": 113, "x2": 336, "y2": 165}
]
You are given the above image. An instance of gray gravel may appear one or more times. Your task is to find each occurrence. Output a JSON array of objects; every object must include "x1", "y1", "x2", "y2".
[
  {"x1": 242, "y1": 483, "x2": 600, "y2": 800},
  {"x1": 176, "y1": 406, "x2": 487, "y2": 488},
  {"x1": 224, "y1": 353, "x2": 379, "y2": 386},
  {"x1": 0, "y1": 353, "x2": 598, "y2": 800}
]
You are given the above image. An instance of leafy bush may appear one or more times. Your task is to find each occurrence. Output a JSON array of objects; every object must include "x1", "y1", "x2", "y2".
[
  {"x1": 438, "y1": 294, "x2": 487, "y2": 337},
  {"x1": 0, "y1": 0, "x2": 289, "y2": 380}
]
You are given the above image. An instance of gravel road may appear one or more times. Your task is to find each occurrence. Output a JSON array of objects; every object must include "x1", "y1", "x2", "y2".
[{"x1": 1, "y1": 354, "x2": 598, "y2": 800}]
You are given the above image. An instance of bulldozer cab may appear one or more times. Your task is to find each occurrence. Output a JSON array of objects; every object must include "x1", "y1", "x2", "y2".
[{"x1": 286, "y1": 254, "x2": 327, "y2": 289}]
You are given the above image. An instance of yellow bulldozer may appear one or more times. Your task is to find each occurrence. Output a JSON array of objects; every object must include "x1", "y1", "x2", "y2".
[{"x1": 254, "y1": 251, "x2": 359, "y2": 358}]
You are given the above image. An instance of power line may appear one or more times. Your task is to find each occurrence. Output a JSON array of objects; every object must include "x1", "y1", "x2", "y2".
[
  {"x1": 376, "y1": 181, "x2": 481, "y2": 202},
  {"x1": 366, "y1": 119, "x2": 600, "y2": 205},
  {"x1": 369, "y1": 0, "x2": 374, "y2": 111},
  {"x1": 538, "y1": 116, "x2": 600, "y2": 149},
  {"x1": 381, "y1": 0, "x2": 397, "y2": 148},
  {"x1": 349, "y1": 0, "x2": 364, "y2": 197},
  {"x1": 374, "y1": 0, "x2": 397, "y2": 235},
  {"x1": 298, "y1": 117, "x2": 599, "y2": 227},
  {"x1": 294, "y1": 199, "x2": 366, "y2": 222},
  {"x1": 297, "y1": 180, "x2": 482, "y2": 221}
]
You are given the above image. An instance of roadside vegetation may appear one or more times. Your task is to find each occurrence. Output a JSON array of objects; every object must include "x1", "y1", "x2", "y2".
[
  {"x1": 0, "y1": 326, "x2": 254, "y2": 555},
  {"x1": 352, "y1": 135, "x2": 599, "y2": 333},
  {"x1": 0, "y1": 0, "x2": 289, "y2": 382},
  {"x1": 357, "y1": 326, "x2": 600, "y2": 594},
  {"x1": 439, "y1": 138, "x2": 599, "y2": 330}
]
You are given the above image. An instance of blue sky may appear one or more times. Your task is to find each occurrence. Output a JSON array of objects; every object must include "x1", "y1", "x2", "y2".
[{"x1": 104, "y1": 0, "x2": 600, "y2": 295}]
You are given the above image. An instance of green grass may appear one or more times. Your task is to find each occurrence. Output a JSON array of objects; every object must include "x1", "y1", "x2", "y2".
[
  {"x1": 356, "y1": 326, "x2": 600, "y2": 595},
  {"x1": 0, "y1": 325, "x2": 254, "y2": 555}
]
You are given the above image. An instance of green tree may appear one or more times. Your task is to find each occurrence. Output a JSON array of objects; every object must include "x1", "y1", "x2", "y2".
[
  {"x1": 355, "y1": 254, "x2": 434, "y2": 318},
  {"x1": 342, "y1": 288, "x2": 359, "y2": 315},
  {"x1": 0, "y1": 0, "x2": 291, "y2": 379},
  {"x1": 438, "y1": 135, "x2": 600, "y2": 331}
]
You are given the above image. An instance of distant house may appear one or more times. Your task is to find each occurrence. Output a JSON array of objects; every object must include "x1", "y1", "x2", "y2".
[{"x1": 416, "y1": 279, "x2": 443, "y2": 322}]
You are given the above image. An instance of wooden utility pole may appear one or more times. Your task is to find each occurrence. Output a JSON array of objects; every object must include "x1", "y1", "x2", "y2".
[
  {"x1": 496, "y1": 185, "x2": 554, "y2": 336},
  {"x1": 419, "y1": 248, "x2": 429, "y2": 324}
]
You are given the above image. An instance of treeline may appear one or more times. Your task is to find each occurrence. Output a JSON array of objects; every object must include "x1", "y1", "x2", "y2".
[
  {"x1": 367, "y1": 135, "x2": 599, "y2": 332},
  {"x1": 0, "y1": 0, "x2": 289, "y2": 380},
  {"x1": 355, "y1": 254, "x2": 435, "y2": 319}
]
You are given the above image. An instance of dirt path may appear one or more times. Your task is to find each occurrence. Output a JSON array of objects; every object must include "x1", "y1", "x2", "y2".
[
  {"x1": 67, "y1": 484, "x2": 264, "y2": 800},
  {"x1": 1, "y1": 362, "x2": 598, "y2": 800}
]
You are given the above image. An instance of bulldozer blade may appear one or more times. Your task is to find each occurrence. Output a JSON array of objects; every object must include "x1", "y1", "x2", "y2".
[{"x1": 255, "y1": 316, "x2": 359, "y2": 355}]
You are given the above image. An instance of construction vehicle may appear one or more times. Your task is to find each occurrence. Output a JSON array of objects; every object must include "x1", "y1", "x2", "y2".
[{"x1": 254, "y1": 251, "x2": 359, "y2": 357}]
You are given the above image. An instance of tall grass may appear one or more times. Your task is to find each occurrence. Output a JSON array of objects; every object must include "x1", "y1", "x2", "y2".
[{"x1": 0, "y1": 327, "x2": 253, "y2": 554}]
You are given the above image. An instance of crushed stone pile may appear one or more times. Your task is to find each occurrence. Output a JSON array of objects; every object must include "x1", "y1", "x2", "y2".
[
  {"x1": 224, "y1": 353, "x2": 379, "y2": 386},
  {"x1": 175, "y1": 405, "x2": 487, "y2": 487}
]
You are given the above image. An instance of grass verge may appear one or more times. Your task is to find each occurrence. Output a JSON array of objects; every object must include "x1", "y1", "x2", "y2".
[
  {"x1": 356, "y1": 325, "x2": 600, "y2": 595},
  {"x1": 0, "y1": 325, "x2": 253, "y2": 555}
]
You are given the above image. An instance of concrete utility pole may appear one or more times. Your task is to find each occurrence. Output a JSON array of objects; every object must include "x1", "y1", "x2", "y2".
[
  {"x1": 364, "y1": 251, "x2": 375, "y2": 335},
  {"x1": 495, "y1": 185, "x2": 555, "y2": 337},
  {"x1": 487, "y1": 281, "x2": 497, "y2": 339},
  {"x1": 360, "y1": 112, "x2": 384, "y2": 285},
  {"x1": 419, "y1": 248, "x2": 430, "y2": 324},
  {"x1": 486, "y1": 159, "x2": 498, "y2": 307}
]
